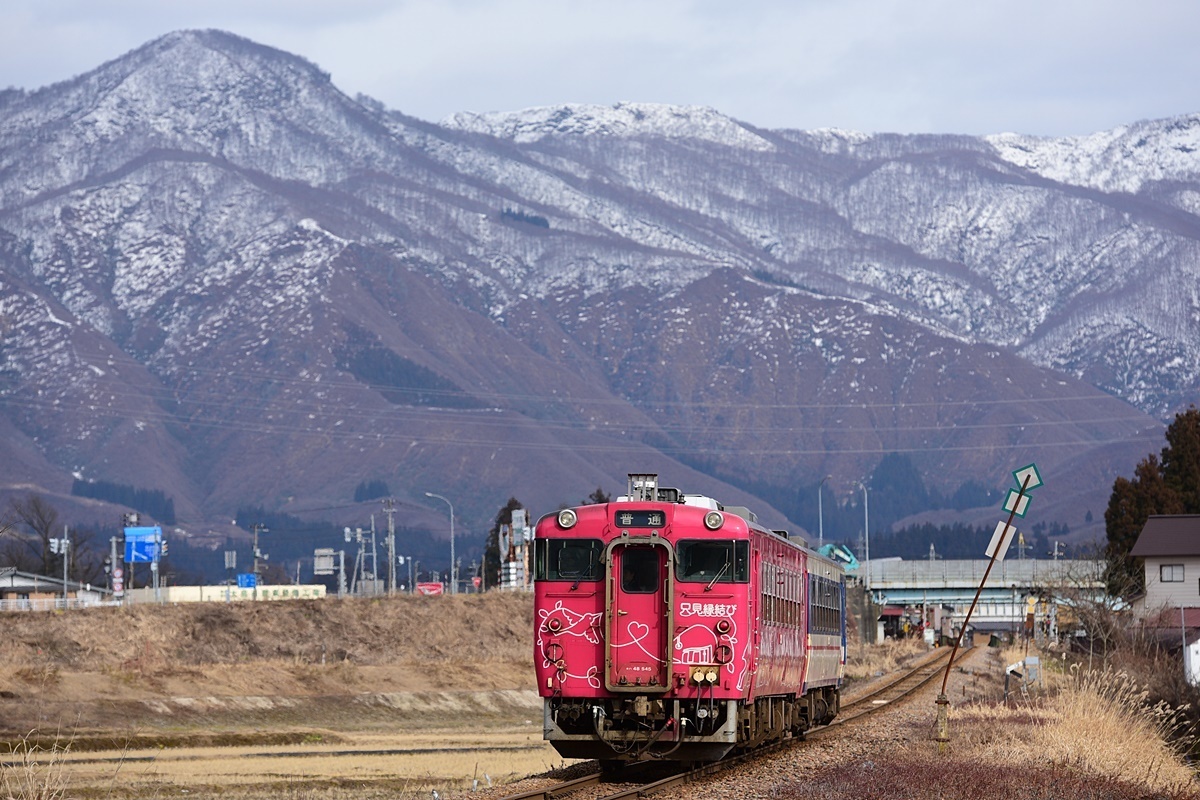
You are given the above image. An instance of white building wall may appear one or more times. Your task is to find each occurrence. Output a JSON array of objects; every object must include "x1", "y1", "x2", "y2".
[
  {"x1": 1143, "y1": 557, "x2": 1200, "y2": 611},
  {"x1": 125, "y1": 584, "x2": 327, "y2": 603}
]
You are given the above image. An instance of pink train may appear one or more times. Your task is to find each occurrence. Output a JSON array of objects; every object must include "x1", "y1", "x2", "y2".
[{"x1": 533, "y1": 474, "x2": 846, "y2": 766}]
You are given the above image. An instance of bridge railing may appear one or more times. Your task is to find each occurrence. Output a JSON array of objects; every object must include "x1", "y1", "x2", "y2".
[{"x1": 868, "y1": 559, "x2": 1104, "y2": 589}]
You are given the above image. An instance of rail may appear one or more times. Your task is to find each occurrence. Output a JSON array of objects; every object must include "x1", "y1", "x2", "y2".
[{"x1": 495, "y1": 645, "x2": 962, "y2": 800}]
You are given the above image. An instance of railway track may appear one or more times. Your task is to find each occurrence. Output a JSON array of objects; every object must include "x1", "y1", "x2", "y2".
[
  {"x1": 811, "y1": 644, "x2": 954, "y2": 734},
  {"x1": 496, "y1": 646, "x2": 960, "y2": 800}
]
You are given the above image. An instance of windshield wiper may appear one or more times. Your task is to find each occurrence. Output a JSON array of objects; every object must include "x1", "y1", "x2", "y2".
[{"x1": 705, "y1": 561, "x2": 730, "y2": 592}]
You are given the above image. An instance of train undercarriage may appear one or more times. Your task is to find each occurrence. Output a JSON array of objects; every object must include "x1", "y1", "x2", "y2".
[{"x1": 543, "y1": 686, "x2": 841, "y2": 764}]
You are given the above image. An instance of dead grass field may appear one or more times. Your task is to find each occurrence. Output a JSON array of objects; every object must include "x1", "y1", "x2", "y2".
[
  {"x1": 21, "y1": 729, "x2": 569, "y2": 799},
  {"x1": 3, "y1": 595, "x2": 1198, "y2": 799},
  {"x1": 1, "y1": 593, "x2": 561, "y2": 798}
]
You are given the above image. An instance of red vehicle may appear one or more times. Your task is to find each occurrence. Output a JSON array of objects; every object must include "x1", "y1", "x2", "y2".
[{"x1": 534, "y1": 474, "x2": 846, "y2": 765}]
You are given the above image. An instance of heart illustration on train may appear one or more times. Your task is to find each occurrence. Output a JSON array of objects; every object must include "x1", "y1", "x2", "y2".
[{"x1": 626, "y1": 621, "x2": 650, "y2": 640}]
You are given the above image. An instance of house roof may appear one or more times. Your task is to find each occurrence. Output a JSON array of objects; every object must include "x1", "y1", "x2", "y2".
[
  {"x1": 1141, "y1": 606, "x2": 1200, "y2": 634},
  {"x1": 0, "y1": 566, "x2": 105, "y2": 594},
  {"x1": 1130, "y1": 515, "x2": 1200, "y2": 557}
]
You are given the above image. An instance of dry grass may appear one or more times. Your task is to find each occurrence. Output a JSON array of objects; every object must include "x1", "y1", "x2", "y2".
[
  {"x1": 781, "y1": 647, "x2": 1199, "y2": 800},
  {"x1": 783, "y1": 753, "x2": 1196, "y2": 800},
  {"x1": 0, "y1": 734, "x2": 68, "y2": 800},
  {"x1": 1036, "y1": 666, "x2": 1194, "y2": 791},
  {"x1": 41, "y1": 729, "x2": 570, "y2": 800},
  {"x1": 11, "y1": 665, "x2": 60, "y2": 690},
  {"x1": 844, "y1": 637, "x2": 928, "y2": 684},
  {"x1": 946, "y1": 664, "x2": 1197, "y2": 796}
]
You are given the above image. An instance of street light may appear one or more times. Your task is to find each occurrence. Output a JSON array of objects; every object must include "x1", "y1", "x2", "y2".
[
  {"x1": 425, "y1": 492, "x2": 456, "y2": 595},
  {"x1": 817, "y1": 475, "x2": 832, "y2": 548},
  {"x1": 855, "y1": 480, "x2": 870, "y2": 593}
]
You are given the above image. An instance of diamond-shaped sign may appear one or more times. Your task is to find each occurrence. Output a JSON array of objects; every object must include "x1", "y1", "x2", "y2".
[
  {"x1": 1003, "y1": 489, "x2": 1031, "y2": 517},
  {"x1": 1012, "y1": 463, "x2": 1043, "y2": 492}
]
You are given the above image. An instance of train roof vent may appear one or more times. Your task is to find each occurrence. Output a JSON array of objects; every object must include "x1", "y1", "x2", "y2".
[
  {"x1": 724, "y1": 506, "x2": 758, "y2": 524},
  {"x1": 657, "y1": 487, "x2": 681, "y2": 503},
  {"x1": 681, "y1": 494, "x2": 721, "y2": 510},
  {"x1": 627, "y1": 473, "x2": 659, "y2": 502}
]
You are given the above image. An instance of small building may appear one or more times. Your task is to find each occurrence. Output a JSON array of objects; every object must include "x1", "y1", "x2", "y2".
[
  {"x1": 1129, "y1": 515, "x2": 1200, "y2": 616},
  {"x1": 1130, "y1": 515, "x2": 1200, "y2": 685},
  {"x1": 0, "y1": 566, "x2": 111, "y2": 611}
]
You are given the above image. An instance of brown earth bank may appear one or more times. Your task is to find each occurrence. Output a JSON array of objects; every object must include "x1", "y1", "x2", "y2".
[{"x1": 0, "y1": 593, "x2": 535, "y2": 739}]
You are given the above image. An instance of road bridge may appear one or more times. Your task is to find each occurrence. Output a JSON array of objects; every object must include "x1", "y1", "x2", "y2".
[{"x1": 862, "y1": 558, "x2": 1106, "y2": 634}]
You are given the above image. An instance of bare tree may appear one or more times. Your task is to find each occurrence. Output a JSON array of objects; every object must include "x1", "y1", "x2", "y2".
[
  {"x1": 4, "y1": 494, "x2": 59, "y2": 574},
  {"x1": 0, "y1": 497, "x2": 110, "y2": 585}
]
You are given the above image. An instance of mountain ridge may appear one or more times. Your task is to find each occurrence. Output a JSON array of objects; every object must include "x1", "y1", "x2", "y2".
[{"x1": 0, "y1": 30, "x2": 1191, "y2": 565}]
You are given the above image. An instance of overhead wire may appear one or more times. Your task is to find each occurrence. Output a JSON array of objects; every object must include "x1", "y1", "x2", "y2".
[{"x1": 0, "y1": 367, "x2": 1163, "y2": 458}]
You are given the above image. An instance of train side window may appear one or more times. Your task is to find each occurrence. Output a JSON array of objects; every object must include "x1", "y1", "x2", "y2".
[
  {"x1": 534, "y1": 538, "x2": 603, "y2": 581},
  {"x1": 621, "y1": 547, "x2": 660, "y2": 593}
]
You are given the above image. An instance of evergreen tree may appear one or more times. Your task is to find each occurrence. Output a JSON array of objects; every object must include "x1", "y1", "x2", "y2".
[
  {"x1": 483, "y1": 497, "x2": 525, "y2": 590},
  {"x1": 1162, "y1": 407, "x2": 1200, "y2": 512},
  {"x1": 585, "y1": 486, "x2": 611, "y2": 505},
  {"x1": 1104, "y1": 406, "x2": 1198, "y2": 595}
]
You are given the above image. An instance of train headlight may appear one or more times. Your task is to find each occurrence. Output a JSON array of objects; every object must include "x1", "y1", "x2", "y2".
[
  {"x1": 557, "y1": 509, "x2": 578, "y2": 529},
  {"x1": 703, "y1": 511, "x2": 724, "y2": 530}
]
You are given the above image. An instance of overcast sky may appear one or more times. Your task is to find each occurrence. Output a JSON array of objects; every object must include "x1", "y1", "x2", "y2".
[{"x1": 3, "y1": 0, "x2": 1196, "y2": 137}]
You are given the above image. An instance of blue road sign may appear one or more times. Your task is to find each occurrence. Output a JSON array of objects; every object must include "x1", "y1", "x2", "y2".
[
  {"x1": 237, "y1": 573, "x2": 257, "y2": 588},
  {"x1": 124, "y1": 526, "x2": 162, "y2": 563}
]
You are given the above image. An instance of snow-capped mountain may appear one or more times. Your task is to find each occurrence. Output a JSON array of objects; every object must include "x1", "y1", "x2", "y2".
[{"x1": 0, "y1": 30, "x2": 1189, "y2": 546}]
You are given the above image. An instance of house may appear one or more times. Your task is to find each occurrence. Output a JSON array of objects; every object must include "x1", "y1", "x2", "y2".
[
  {"x1": 1129, "y1": 515, "x2": 1200, "y2": 685},
  {"x1": 1130, "y1": 515, "x2": 1200, "y2": 614},
  {"x1": 0, "y1": 566, "x2": 110, "y2": 610}
]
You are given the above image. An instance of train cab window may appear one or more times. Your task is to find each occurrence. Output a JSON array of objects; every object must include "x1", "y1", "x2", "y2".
[
  {"x1": 675, "y1": 540, "x2": 749, "y2": 584},
  {"x1": 534, "y1": 538, "x2": 603, "y2": 582},
  {"x1": 621, "y1": 547, "x2": 661, "y2": 593}
]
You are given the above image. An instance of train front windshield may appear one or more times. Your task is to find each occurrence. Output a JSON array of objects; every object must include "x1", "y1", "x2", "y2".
[
  {"x1": 535, "y1": 538, "x2": 603, "y2": 581},
  {"x1": 675, "y1": 540, "x2": 749, "y2": 583}
]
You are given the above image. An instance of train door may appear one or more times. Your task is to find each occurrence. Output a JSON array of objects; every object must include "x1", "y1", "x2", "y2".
[{"x1": 605, "y1": 540, "x2": 672, "y2": 690}]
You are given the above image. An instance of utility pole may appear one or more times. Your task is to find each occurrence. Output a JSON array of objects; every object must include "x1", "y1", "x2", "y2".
[
  {"x1": 122, "y1": 512, "x2": 138, "y2": 601},
  {"x1": 370, "y1": 515, "x2": 379, "y2": 596},
  {"x1": 63, "y1": 526, "x2": 69, "y2": 604},
  {"x1": 151, "y1": 527, "x2": 161, "y2": 603},
  {"x1": 383, "y1": 499, "x2": 397, "y2": 595},
  {"x1": 252, "y1": 523, "x2": 269, "y2": 602},
  {"x1": 50, "y1": 525, "x2": 70, "y2": 605},
  {"x1": 345, "y1": 527, "x2": 364, "y2": 595},
  {"x1": 225, "y1": 549, "x2": 236, "y2": 602},
  {"x1": 108, "y1": 535, "x2": 120, "y2": 602}
]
